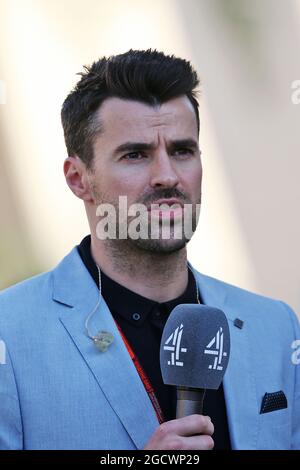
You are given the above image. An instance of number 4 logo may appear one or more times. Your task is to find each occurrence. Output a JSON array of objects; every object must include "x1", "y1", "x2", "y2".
[{"x1": 204, "y1": 327, "x2": 227, "y2": 370}]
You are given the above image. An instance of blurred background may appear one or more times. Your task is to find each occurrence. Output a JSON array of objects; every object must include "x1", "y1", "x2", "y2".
[{"x1": 0, "y1": 0, "x2": 299, "y2": 315}]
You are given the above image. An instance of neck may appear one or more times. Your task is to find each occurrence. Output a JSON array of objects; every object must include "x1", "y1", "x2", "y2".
[{"x1": 90, "y1": 236, "x2": 189, "y2": 303}]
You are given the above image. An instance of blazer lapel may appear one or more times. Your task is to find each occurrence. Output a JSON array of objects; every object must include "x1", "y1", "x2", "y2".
[
  {"x1": 193, "y1": 269, "x2": 259, "y2": 450},
  {"x1": 53, "y1": 248, "x2": 159, "y2": 449}
]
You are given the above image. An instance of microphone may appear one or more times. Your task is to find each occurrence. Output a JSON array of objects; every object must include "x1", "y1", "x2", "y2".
[{"x1": 160, "y1": 304, "x2": 230, "y2": 418}]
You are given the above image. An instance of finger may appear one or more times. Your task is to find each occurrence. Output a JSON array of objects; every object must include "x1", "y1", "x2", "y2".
[
  {"x1": 185, "y1": 434, "x2": 215, "y2": 450},
  {"x1": 165, "y1": 434, "x2": 215, "y2": 451},
  {"x1": 161, "y1": 414, "x2": 214, "y2": 437}
]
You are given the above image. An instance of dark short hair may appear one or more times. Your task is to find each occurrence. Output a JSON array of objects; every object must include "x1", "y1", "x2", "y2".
[{"x1": 61, "y1": 49, "x2": 200, "y2": 169}]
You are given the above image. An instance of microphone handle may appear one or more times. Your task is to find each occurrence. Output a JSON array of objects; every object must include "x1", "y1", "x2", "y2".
[{"x1": 176, "y1": 386, "x2": 206, "y2": 418}]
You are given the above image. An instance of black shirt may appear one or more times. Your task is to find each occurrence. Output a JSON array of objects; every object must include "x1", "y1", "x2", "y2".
[{"x1": 77, "y1": 235, "x2": 231, "y2": 449}]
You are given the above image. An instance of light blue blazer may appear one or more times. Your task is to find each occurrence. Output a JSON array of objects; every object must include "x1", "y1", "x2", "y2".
[{"x1": 0, "y1": 247, "x2": 299, "y2": 450}]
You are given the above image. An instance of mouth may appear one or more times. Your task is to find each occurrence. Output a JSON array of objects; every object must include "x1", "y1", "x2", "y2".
[
  {"x1": 148, "y1": 198, "x2": 184, "y2": 208},
  {"x1": 147, "y1": 199, "x2": 184, "y2": 219}
]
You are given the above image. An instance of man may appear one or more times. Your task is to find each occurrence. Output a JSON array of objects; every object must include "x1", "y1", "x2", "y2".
[{"x1": 0, "y1": 50, "x2": 299, "y2": 450}]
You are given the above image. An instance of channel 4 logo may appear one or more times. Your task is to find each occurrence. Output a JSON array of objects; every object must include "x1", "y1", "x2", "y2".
[{"x1": 163, "y1": 323, "x2": 187, "y2": 367}]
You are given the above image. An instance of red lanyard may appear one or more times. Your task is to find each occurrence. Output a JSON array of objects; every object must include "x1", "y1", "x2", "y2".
[{"x1": 115, "y1": 321, "x2": 165, "y2": 424}]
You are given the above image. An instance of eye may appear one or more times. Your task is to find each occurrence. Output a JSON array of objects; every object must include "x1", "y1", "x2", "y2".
[
  {"x1": 122, "y1": 152, "x2": 146, "y2": 161},
  {"x1": 173, "y1": 148, "x2": 194, "y2": 157}
]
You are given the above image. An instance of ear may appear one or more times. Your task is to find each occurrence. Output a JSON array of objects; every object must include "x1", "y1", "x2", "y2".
[{"x1": 63, "y1": 156, "x2": 95, "y2": 203}]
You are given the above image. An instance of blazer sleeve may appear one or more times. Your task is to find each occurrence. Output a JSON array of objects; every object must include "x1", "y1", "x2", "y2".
[
  {"x1": 0, "y1": 333, "x2": 23, "y2": 449},
  {"x1": 281, "y1": 302, "x2": 300, "y2": 450}
]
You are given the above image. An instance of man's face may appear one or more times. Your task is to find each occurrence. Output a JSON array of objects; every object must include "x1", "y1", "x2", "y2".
[{"x1": 89, "y1": 95, "x2": 202, "y2": 253}]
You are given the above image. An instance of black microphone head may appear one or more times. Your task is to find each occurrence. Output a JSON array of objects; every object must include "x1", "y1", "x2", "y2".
[{"x1": 160, "y1": 304, "x2": 230, "y2": 389}]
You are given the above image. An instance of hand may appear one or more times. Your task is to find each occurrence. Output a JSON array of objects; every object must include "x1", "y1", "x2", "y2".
[{"x1": 144, "y1": 414, "x2": 214, "y2": 450}]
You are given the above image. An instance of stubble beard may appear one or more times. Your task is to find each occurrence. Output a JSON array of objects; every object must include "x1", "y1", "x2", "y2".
[{"x1": 91, "y1": 184, "x2": 201, "y2": 257}]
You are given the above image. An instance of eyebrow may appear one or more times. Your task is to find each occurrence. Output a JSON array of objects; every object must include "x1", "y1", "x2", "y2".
[{"x1": 112, "y1": 139, "x2": 199, "y2": 157}]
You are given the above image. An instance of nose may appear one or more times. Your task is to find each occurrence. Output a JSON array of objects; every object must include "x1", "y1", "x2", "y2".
[{"x1": 149, "y1": 152, "x2": 179, "y2": 189}]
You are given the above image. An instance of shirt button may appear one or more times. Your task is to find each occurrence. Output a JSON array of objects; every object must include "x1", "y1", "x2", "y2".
[
  {"x1": 132, "y1": 313, "x2": 141, "y2": 321},
  {"x1": 155, "y1": 310, "x2": 161, "y2": 317}
]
